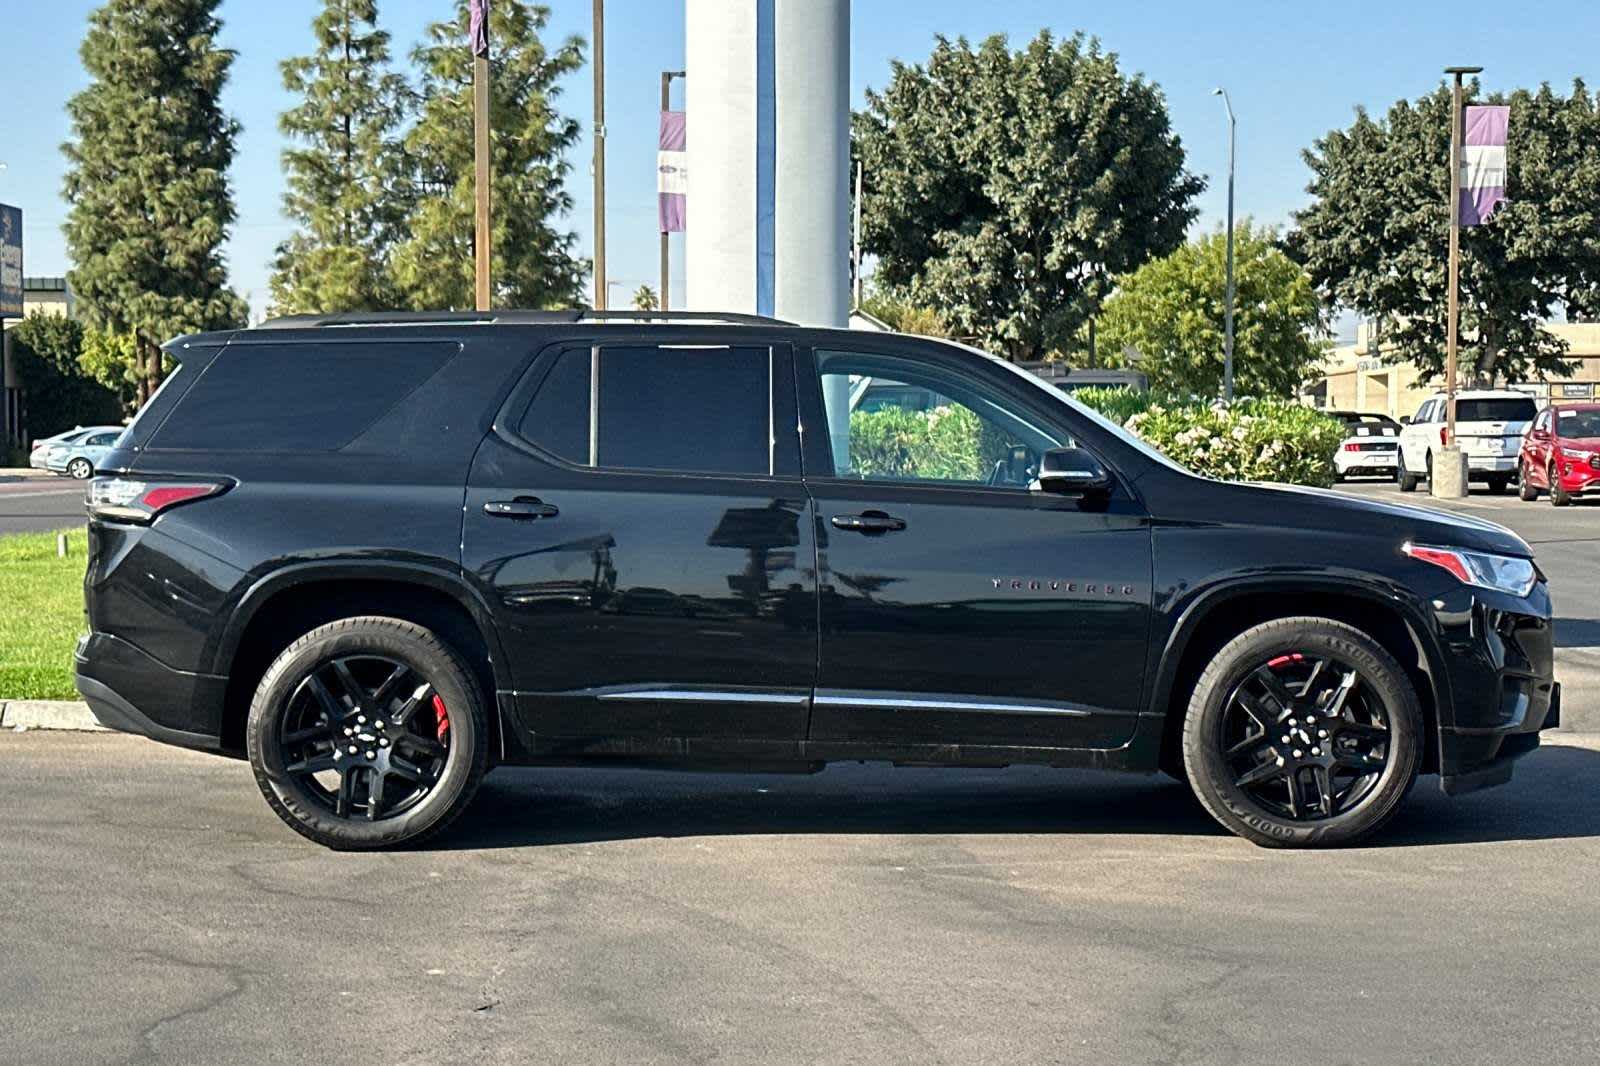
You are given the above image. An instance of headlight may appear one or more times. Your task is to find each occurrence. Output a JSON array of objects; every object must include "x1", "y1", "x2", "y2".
[
  {"x1": 1560, "y1": 447, "x2": 1594, "y2": 460},
  {"x1": 1403, "y1": 542, "x2": 1538, "y2": 597}
]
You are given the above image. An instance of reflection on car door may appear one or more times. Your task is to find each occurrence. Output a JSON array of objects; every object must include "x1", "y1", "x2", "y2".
[
  {"x1": 795, "y1": 341, "x2": 1152, "y2": 752},
  {"x1": 462, "y1": 339, "x2": 817, "y2": 750}
]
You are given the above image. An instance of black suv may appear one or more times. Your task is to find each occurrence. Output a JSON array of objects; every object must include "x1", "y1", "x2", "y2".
[{"x1": 76, "y1": 311, "x2": 1560, "y2": 849}]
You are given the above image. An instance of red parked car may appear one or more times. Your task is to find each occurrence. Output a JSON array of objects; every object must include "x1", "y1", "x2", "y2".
[{"x1": 1518, "y1": 403, "x2": 1600, "y2": 505}]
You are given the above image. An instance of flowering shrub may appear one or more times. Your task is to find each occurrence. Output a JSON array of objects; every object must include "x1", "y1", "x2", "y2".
[
  {"x1": 1124, "y1": 399, "x2": 1345, "y2": 487},
  {"x1": 848, "y1": 405, "x2": 987, "y2": 480}
]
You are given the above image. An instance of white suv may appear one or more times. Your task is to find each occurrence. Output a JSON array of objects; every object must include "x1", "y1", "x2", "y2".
[{"x1": 1397, "y1": 390, "x2": 1539, "y2": 493}]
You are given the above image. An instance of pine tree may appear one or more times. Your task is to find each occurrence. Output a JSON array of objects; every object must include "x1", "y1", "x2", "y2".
[
  {"x1": 391, "y1": 1, "x2": 587, "y2": 310},
  {"x1": 271, "y1": 0, "x2": 408, "y2": 314},
  {"x1": 62, "y1": 0, "x2": 247, "y2": 402}
]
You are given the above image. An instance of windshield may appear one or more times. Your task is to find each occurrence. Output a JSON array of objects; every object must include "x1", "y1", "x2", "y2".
[
  {"x1": 1556, "y1": 409, "x2": 1600, "y2": 439},
  {"x1": 1456, "y1": 398, "x2": 1537, "y2": 422}
]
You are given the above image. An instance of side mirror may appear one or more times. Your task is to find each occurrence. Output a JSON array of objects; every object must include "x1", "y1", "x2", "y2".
[
  {"x1": 1034, "y1": 447, "x2": 1113, "y2": 496},
  {"x1": 1400, "y1": 416, "x2": 1412, "y2": 425}
]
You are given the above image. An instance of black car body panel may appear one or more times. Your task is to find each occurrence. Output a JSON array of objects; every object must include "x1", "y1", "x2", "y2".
[{"x1": 76, "y1": 319, "x2": 1558, "y2": 800}]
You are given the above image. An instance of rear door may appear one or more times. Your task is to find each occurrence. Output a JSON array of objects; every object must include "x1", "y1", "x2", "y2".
[
  {"x1": 1400, "y1": 400, "x2": 1436, "y2": 469},
  {"x1": 462, "y1": 337, "x2": 816, "y2": 748}
]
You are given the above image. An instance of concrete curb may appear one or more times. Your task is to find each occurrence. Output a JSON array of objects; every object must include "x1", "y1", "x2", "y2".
[{"x1": 0, "y1": 700, "x2": 106, "y2": 732}]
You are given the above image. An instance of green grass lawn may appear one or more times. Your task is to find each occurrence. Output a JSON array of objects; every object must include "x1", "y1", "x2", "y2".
[{"x1": 0, "y1": 528, "x2": 88, "y2": 700}]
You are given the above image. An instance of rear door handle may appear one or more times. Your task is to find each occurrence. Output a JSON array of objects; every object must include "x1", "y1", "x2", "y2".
[
  {"x1": 831, "y1": 512, "x2": 906, "y2": 534},
  {"x1": 485, "y1": 498, "x2": 560, "y2": 520}
]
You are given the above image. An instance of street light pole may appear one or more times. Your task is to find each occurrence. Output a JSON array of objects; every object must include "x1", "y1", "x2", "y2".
[
  {"x1": 592, "y1": 0, "x2": 607, "y2": 310},
  {"x1": 1434, "y1": 65, "x2": 1482, "y2": 500},
  {"x1": 660, "y1": 69, "x2": 685, "y2": 311},
  {"x1": 1213, "y1": 88, "x2": 1236, "y2": 403}
]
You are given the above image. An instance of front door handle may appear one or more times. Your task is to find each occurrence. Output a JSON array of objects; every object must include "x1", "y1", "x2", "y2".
[
  {"x1": 485, "y1": 498, "x2": 560, "y2": 520},
  {"x1": 831, "y1": 512, "x2": 906, "y2": 534}
]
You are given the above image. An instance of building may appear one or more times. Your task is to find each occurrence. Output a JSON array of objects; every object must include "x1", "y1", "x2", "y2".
[
  {"x1": 1308, "y1": 319, "x2": 1600, "y2": 417},
  {"x1": 1, "y1": 277, "x2": 76, "y2": 449}
]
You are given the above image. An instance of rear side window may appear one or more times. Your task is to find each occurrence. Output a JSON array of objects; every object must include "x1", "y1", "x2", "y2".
[
  {"x1": 517, "y1": 345, "x2": 772, "y2": 475},
  {"x1": 150, "y1": 341, "x2": 458, "y2": 451},
  {"x1": 1456, "y1": 398, "x2": 1537, "y2": 423}
]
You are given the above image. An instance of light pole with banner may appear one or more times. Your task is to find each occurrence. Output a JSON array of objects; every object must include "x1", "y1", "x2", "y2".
[
  {"x1": 659, "y1": 70, "x2": 686, "y2": 310},
  {"x1": 1212, "y1": 88, "x2": 1236, "y2": 402}
]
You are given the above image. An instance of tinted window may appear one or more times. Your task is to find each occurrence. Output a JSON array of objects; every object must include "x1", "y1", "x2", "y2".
[
  {"x1": 1456, "y1": 398, "x2": 1537, "y2": 423},
  {"x1": 85, "y1": 432, "x2": 120, "y2": 446},
  {"x1": 519, "y1": 346, "x2": 771, "y2": 475},
  {"x1": 812, "y1": 350, "x2": 1066, "y2": 487},
  {"x1": 151, "y1": 341, "x2": 458, "y2": 452}
]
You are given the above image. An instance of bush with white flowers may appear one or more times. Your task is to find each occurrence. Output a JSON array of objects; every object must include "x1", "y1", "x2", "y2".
[{"x1": 1123, "y1": 399, "x2": 1345, "y2": 487}]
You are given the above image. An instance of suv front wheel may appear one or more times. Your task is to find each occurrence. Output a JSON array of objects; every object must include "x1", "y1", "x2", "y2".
[
  {"x1": 1181, "y1": 617, "x2": 1421, "y2": 848},
  {"x1": 246, "y1": 616, "x2": 489, "y2": 849}
]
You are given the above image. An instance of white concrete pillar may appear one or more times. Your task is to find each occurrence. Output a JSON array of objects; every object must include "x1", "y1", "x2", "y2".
[{"x1": 684, "y1": 0, "x2": 850, "y2": 330}]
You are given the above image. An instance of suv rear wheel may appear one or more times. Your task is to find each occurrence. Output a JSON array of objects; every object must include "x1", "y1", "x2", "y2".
[
  {"x1": 246, "y1": 616, "x2": 489, "y2": 849},
  {"x1": 1181, "y1": 617, "x2": 1421, "y2": 848}
]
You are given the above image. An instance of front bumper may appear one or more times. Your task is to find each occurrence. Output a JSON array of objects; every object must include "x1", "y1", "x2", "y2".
[
  {"x1": 74, "y1": 632, "x2": 228, "y2": 753},
  {"x1": 1434, "y1": 588, "x2": 1559, "y2": 795}
]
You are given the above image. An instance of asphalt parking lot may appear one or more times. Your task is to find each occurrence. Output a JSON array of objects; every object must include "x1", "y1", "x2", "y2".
[
  {"x1": 3, "y1": 731, "x2": 1599, "y2": 1066},
  {"x1": 4, "y1": 473, "x2": 1598, "y2": 1065}
]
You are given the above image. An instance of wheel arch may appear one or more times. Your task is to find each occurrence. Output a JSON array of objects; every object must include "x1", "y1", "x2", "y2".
[
  {"x1": 215, "y1": 562, "x2": 508, "y2": 758},
  {"x1": 1151, "y1": 578, "x2": 1449, "y2": 778}
]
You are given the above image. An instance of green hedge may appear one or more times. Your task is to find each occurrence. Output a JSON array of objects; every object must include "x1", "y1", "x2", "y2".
[
  {"x1": 1074, "y1": 387, "x2": 1344, "y2": 487},
  {"x1": 848, "y1": 405, "x2": 988, "y2": 481}
]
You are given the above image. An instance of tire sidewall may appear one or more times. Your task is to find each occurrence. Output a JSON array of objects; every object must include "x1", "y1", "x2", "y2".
[
  {"x1": 1183, "y1": 621, "x2": 1421, "y2": 848},
  {"x1": 246, "y1": 620, "x2": 486, "y2": 849},
  {"x1": 69, "y1": 458, "x2": 92, "y2": 480}
]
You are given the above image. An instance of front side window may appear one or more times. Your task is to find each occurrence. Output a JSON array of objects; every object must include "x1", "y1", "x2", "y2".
[
  {"x1": 518, "y1": 345, "x2": 773, "y2": 476},
  {"x1": 811, "y1": 350, "x2": 1067, "y2": 488}
]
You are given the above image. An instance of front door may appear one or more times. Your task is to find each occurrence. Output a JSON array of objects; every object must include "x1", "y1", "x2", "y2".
[
  {"x1": 796, "y1": 343, "x2": 1152, "y2": 751},
  {"x1": 462, "y1": 338, "x2": 816, "y2": 748}
]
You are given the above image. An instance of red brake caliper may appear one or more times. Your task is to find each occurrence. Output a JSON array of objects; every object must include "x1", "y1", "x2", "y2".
[
  {"x1": 1266, "y1": 653, "x2": 1305, "y2": 670},
  {"x1": 432, "y1": 693, "x2": 451, "y2": 744}
]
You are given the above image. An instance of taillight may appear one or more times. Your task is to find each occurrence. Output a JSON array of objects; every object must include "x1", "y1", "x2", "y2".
[
  {"x1": 87, "y1": 476, "x2": 229, "y2": 523},
  {"x1": 1343, "y1": 442, "x2": 1360, "y2": 452},
  {"x1": 1439, "y1": 426, "x2": 1448, "y2": 446}
]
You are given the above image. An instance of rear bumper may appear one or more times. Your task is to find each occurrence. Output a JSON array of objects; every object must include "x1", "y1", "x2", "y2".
[
  {"x1": 1465, "y1": 455, "x2": 1517, "y2": 476},
  {"x1": 74, "y1": 632, "x2": 228, "y2": 753}
]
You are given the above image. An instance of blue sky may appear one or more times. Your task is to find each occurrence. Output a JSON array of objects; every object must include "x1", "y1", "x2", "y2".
[{"x1": 5, "y1": 0, "x2": 1597, "y2": 327}]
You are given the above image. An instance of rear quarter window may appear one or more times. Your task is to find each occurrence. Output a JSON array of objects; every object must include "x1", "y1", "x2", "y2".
[{"x1": 148, "y1": 341, "x2": 459, "y2": 452}]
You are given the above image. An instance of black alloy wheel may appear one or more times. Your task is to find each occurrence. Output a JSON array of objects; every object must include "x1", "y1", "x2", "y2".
[
  {"x1": 1218, "y1": 653, "x2": 1390, "y2": 821},
  {"x1": 247, "y1": 616, "x2": 488, "y2": 849},
  {"x1": 1182, "y1": 616, "x2": 1421, "y2": 848},
  {"x1": 276, "y1": 655, "x2": 451, "y2": 821}
]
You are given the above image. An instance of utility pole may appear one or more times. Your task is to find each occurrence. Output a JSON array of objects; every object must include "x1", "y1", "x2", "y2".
[
  {"x1": 852, "y1": 160, "x2": 863, "y2": 310},
  {"x1": 660, "y1": 69, "x2": 684, "y2": 310},
  {"x1": 1435, "y1": 65, "x2": 1482, "y2": 499},
  {"x1": 1213, "y1": 87, "x2": 1236, "y2": 402},
  {"x1": 472, "y1": 39, "x2": 491, "y2": 311},
  {"x1": 592, "y1": 0, "x2": 607, "y2": 309}
]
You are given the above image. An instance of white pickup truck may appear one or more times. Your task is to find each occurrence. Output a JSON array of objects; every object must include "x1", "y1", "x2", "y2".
[{"x1": 1397, "y1": 390, "x2": 1539, "y2": 494}]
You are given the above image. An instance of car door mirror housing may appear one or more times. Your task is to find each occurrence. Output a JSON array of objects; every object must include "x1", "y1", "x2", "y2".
[
  {"x1": 1034, "y1": 447, "x2": 1113, "y2": 496},
  {"x1": 1400, "y1": 416, "x2": 1411, "y2": 425}
]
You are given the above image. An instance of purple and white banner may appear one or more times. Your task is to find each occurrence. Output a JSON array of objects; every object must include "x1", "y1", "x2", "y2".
[
  {"x1": 658, "y1": 110, "x2": 686, "y2": 233},
  {"x1": 469, "y1": 0, "x2": 490, "y2": 58},
  {"x1": 1461, "y1": 104, "x2": 1508, "y2": 226}
]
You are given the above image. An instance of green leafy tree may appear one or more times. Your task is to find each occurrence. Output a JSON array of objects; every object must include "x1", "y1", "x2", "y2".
[
  {"x1": 1098, "y1": 223, "x2": 1328, "y2": 398},
  {"x1": 853, "y1": 31, "x2": 1204, "y2": 362},
  {"x1": 631, "y1": 284, "x2": 658, "y2": 311},
  {"x1": 62, "y1": 0, "x2": 248, "y2": 403},
  {"x1": 1290, "y1": 81, "x2": 1600, "y2": 385},
  {"x1": 391, "y1": 1, "x2": 587, "y2": 310},
  {"x1": 9, "y1": 317, "x2": 124, "y2": 437},
  {"x1": 270, "y1": 0, "x2": 408, "y2": 314},
  {"x1": 78, "y1": 328, "x2": 144, "y2": 413}
]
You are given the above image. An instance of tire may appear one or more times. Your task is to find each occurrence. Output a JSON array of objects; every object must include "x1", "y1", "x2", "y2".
[
  {"x1": 1518, "y1": 461, "x2": 1539, "y2": 501},
  {"x1": 1551, "y1": 465, "x2": 1572, "y2": 507},
  {"x1": 1485, "y1": 475, "x2": 1510, "y2": 495},
  {"x1": 246, "y1": 616, "x2": 489, "y2": 850},
  {"x1": 67, "y1": 457, "x2": 93, "y2": 480},
  {"x1": 1181, "y1": 617, "x2": 1422, "y2": 849},
  {"x1": 1396, "y1": 451, "x2": 1419, "y2": 493},
  {"x1": 1424, "y1": 450, "x2": 1434, "y2": 487}
]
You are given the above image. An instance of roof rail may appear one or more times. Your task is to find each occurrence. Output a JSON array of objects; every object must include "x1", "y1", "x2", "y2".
[{"x1": 254, "y1": 309, "x2": 795, "y2": 330}]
